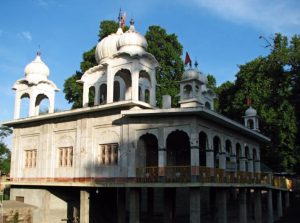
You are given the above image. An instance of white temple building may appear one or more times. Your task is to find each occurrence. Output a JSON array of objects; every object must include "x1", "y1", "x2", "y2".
[{"x1": 2, "y1": 14, "x2": 291, "y2": 223}]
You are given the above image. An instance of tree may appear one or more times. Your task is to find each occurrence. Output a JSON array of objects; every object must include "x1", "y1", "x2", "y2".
[
  {"x1": 0, "y1": 125, "x2": 11, "y2": 174},
  {"x1": 145, "y1": 26, "x2": 184, "y2": 107},
  {"x1": 216, "y1": 34, "x2": 299, "y2": 172}
]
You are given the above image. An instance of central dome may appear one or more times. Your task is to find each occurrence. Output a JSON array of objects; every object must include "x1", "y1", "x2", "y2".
[
  {"x1": 24, "y1": 53, "x2": 50, "y2": 82},
  {"x1": 116, "y1": 19, "x2": 148, "y2": 55}
]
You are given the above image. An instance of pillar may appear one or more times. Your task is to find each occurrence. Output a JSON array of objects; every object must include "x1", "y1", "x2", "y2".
[
  {"x1": 254, "y1": 189, "x2": 262, "y2": 223},
  {"x1": 147, "y1": 188, "x2": 154, "y2": 219},
  {"x1": 218, "y1": 152, "x2": 226, "y2": 169},
  {"x1": 158, "y1": 128, "x2": 166, "y2": 181},
  {"x1": 190, "y1": 187, "x2": 201, "y2": 223},
  {"x1": 239, "y1": 158, "x2": 246, "y2": 172},
  {"x1": 216, "y1": 188, "x2": 227, "y2": 223},
  {"x1": 14, "y1": 92, "x2": 21, "y2": 119},
  {"x1": 94, "y1": 84, "x2": 100, "y2": 106},
  {"x1": 82, "y1": 84, "x2": 89, "y2": 107},
  {"x1": 118, "y1": 188, "x2": 126, "y2": 223},
  {"x1": 284, "y1": 191, "x2": 290, "y2": 208},
  {"x1": 190, "y1": 136, "x2": 199, "y2": 182},
  {"x1": 239, "y1": 188, "x2": 247, "y2": 223},
  {"x1": 206, "y1": 136, "x2": 214, "y2": 168},
  {"x1": 106, "y1": 69, "x2": 114, "y2": 103},
  {"x1": 129, "y1": 188, "x2": 140, "y2": 223},
  {"x1": 277, "y1": 190, "x2": 283, "y2": 218},
  {"x1": 29, "y1": 93, "x2": 36, "y2": 116},
  {"x1": 267, "y1": 189, "x2": 274, "y2": 223},
  {"x1": 164, "y1": 188, "x2": 176, "y2": 223},
  {"x1": 132, "y1": 70, "x2": 139, "y2": 101},
  {"x1": 80, "y1": 190, "x2": 90, "y2": 223}
]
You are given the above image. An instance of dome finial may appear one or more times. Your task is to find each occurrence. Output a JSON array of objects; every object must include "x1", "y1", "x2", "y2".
[
  {"x1": 37, "y1": 44, "x2": 41, "y2": 56},
  {"x1": 118, "y1": 8, "x2": 126, "y2": 30},
  {"x1": 194, "y1": 60, "x2": 198, "y2": 68},
  {"x1": 130, "y1": 18, "x2": 135, "y2": 25}
]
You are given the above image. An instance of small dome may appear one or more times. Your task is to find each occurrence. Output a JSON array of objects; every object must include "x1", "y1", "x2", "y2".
[
  {"x1": 24, "y1": 53, "x2": 50, "y2": 82},
  {"x1": 245, "y1": 106, "x2": 257, "y2": 116},
  {"x1": 95, "y1": 28, "x2": 123, "y2": 64},
  {"x1": 182, "y1": 68, "x2": 208, "y2": 84},
  {"x1": 116, "y1": 20, "x2": 148, "y2": 55}
]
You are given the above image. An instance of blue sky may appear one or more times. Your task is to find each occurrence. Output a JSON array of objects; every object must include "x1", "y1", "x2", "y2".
[{"x1": 0, "y1": 0, "x2": 300, "y2": 123}]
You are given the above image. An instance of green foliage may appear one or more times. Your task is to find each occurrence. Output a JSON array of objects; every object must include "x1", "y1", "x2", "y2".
[
  {"x1": 0, "y1": 125, "x2": 11, "y2": 174},
  {"x1": 216, "y1": 34, "x2": 300, "y2": 172},
  {"x1": 145, "y1": 26, "x2": 184, "y2": 107}
]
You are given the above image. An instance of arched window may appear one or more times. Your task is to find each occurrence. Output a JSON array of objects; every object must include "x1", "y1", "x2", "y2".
[
  {"x1": 137, "y1": 133, "x2": 158, "y2": 168},
  {"x1": 166, "y1": 130, "x2": 190, "y2": 166},
  {"x1": 236, "y1": 143, "x2": 241, "y2": 171},
  {"x1": 20, "y1": 93, "x2": 30, "y2": 118},
  {"x1": 225, "y1": 140, "x2": 232, "y2": 162},
  {"x1": 213, "y1": 136, "x2": 221, "y2": 168},
  {"x1": 35, "y1": 94, "x2": 49, "y2": 115},
  {"x1": 247, "y1": 119, "x2": 254, "y2": 129},
  {"x1": 205, "y1": 102, "x2": 211, "y2": 109},
  {"x1": 99, "y1": 84, "x2": 107, "y2": 104},
  {"x1": 199, "y1": 131, "x2": 208, "y2": 166},
  {"x1": 88, "y1": 86, "x2": 95, "y2": 106},
  {"x1": 183, "y1": 84, "x2": 192, "y2": 99},
  {"x1": 113, "y1": 81, "x2": 120, "y2": 102}
]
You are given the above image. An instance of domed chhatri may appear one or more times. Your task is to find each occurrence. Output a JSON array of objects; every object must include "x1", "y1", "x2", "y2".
[
  {"x1": 245, "y1": 106, "x2": 257, "y2": 116},
  {"x1": 24, "y1": 52, "x2": 50, "y2": 83}
]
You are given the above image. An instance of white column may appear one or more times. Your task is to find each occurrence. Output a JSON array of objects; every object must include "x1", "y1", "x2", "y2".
[
  {"x1": 190, "y1": 133, "x2": 199, "y2": 181},
  {"x1": 158, "y1": 127, "x2": 166, "y2": 181},
  {"x1": 94, "y1": 84, "x2": 100, "y2": 105},
  {"x1": 14, "y1": 92, "x2": 21, "y2": 119},
  {"x1": 132, "y1": 70, "x2": 139, "y2": 101},
  {"x1": 48, "y1": 93, "x2": 55, "y2": 113},
  {"x1": 239, "y1": 158, "x2": 246, "y2": 172},
  {"x1": 82, "y1": 84, "x2": 89, "y2": 107},
  {"x1": 107, "y1": 69, "x2": 114, "y2": 103},
  {"x1": 255, "y1": 160, "x2": 261, "y2": 173},
  {"x1": 150, "y1": 71, "x2": 156, "y2": 106},
  {"x1": 80, "y1": 190, "x2": 90, "y2": 223},
  {"x1": 29, "y1": 92, "x2": 36, "y2": 117},
  {"x1": 206, "y1": 135, "x2": 214, "y2": 168}
]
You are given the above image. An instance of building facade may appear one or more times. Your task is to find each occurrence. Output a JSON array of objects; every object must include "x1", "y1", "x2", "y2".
[{"x1": 3, "y1": 17, "x2": 290, "y2": 223}]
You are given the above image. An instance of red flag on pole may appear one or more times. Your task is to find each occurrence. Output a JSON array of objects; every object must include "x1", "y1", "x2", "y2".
[{"x1": 185, "y1": 52, "x2": 192, "y2": 67}]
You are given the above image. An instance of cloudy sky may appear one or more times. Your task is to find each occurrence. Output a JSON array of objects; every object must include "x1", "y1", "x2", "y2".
[{"x1": 0, "y1": 0, "x2": 299, "y2": 123}]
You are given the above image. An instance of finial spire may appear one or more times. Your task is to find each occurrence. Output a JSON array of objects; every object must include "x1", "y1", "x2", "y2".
[
  {"x1": 37, "y1": 45, "x2": 41, "y2": 56},
  {"x1": 118, "y1": 8, "x2": 126, "y2": 30},
  {"x1": 194, "y1": 60, "x2": 198, "y2": 68}
]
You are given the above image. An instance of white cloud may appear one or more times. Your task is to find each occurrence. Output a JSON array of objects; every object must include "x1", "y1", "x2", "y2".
[
  {"x1": 19, "y1": 31, "x2": 32, "y2": 42},
  {"x1": 192, "y1": 0, "x2": 300, "y2": 34}
]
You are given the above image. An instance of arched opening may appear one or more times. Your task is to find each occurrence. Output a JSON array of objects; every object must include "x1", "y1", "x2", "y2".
[
  {"x1": 205, "y1": 102, "x2": 211, "y2": 109},
  {"x1": 136, "y1": 133, "x2": 158, "y2": 168},
  {"x1": 114, "y1": 69, "x2": 131, "y2": 101},
  {"x1": 145, "y1": 89, "x2": 150, "y2": 103},
  {"x1": 213, "y1": 136, "x2": 221, "y2": 168},
  {"x1": 199, "y1": 131, "x2": 208, "y2": 166},
  {"x1": 236, "y1": 143, "x2": 241, "y2": 171},
  {"x1": 183, "y1": 84, "x2": 192, "y2": 99},
  {"x1": 35, "y1": 94, "x2": 50, "y2": 115},
  {"x1": 225, "y1": 140, "x2": 232, "y2": 162},
  {"x1": 99, "y1": 84, "x2": 107, "y2": 104},
  {"x1": 253, "y1": 148, "x2": 258, "y2": 173},
  {"x1": 245, "y1": 146, "x2": 250, "y2": 172},
  {"x1": 20, "y1": 93, "x2": 30, "y2": 118},
  {"x1": 138, "y1": 86, "x2": 142, "y2": 101},
  {"x1": 88, "y1": 86, "x2": 95, "y2": 106},
  {"x1": 166, "y1": 130, "x2": 190, "y2": 166},
  {"x1": 247, "y1": 119, "x2": 254, "y2": 129},
  {"x1": 113, "y1": 81, "x2": 120, "y2": 102}
]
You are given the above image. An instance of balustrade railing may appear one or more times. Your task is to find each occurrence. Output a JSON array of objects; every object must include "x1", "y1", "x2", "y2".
[{"x1": 136, "y1": 166, "x2": 290, "y2": 190}]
